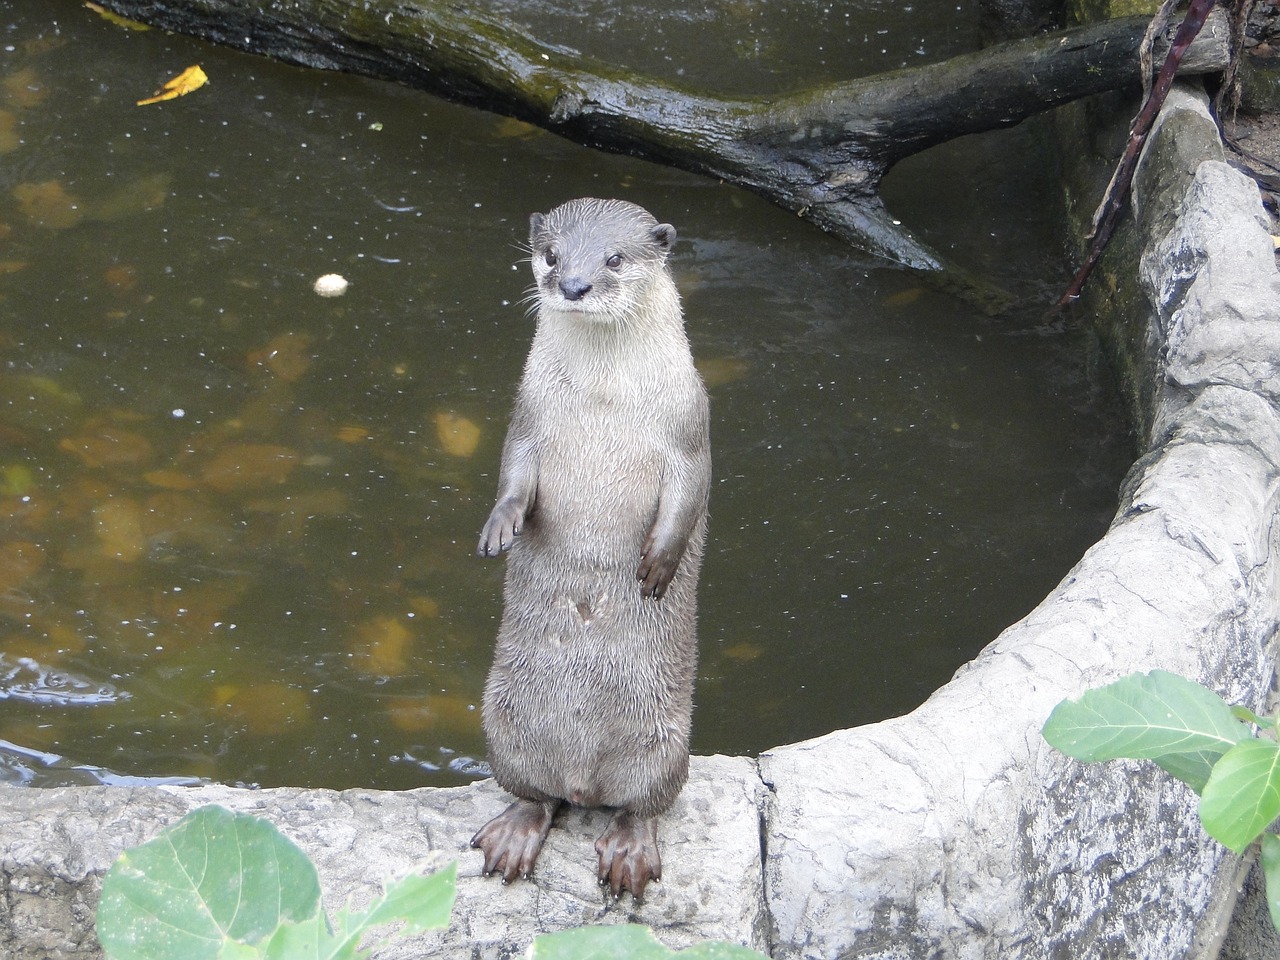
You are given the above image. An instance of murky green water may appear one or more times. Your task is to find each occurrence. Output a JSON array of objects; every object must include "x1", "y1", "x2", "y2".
[{"x1": 0, "y1": 0, "x2": 1131, "y2": 790}]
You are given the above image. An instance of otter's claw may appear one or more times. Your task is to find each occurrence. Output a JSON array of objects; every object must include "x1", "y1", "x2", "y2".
[
  {"x1": 478, "y1": 498, "x2": 527, "y2": 557},
  {"x1": 471, "y1": 799, "x2": 561, "y2": 884}
]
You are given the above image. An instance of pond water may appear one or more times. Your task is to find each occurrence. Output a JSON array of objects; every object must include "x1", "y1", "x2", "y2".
[{"x1": 0, "y1": 0, "x2": 1132, "y2": 790}]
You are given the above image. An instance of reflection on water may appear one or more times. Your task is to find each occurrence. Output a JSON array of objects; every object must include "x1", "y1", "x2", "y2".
[{"x1": 0, "y1": 1, "x2": 1132, "y2": 790}]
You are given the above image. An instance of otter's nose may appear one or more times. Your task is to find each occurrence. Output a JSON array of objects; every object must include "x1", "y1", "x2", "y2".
[{"x1": 559, "y1": 277, "x2": 593, "y2": 301}]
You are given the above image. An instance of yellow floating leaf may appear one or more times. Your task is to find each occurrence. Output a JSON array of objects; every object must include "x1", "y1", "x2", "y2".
[
  {"x1": 0, "y1": 260, "x2": 29, "y2": 275},
  {"x1": 434, "y1": 411, "x2": 481, "y2": 458},
  {"x1": 84, "y1": 1, "x2": 152, "y2": 30},
  {"x1": 136, "y1": 65, "x2": 208, "y2": 106}
]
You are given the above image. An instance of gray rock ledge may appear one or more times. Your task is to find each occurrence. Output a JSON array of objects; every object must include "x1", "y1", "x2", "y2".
[{"x1": 3, "y1": 84, "x2": 1277, "y2": 960}]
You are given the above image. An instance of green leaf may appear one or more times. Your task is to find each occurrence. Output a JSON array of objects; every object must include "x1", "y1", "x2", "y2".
[
  {"x1": 1262, "y1": 833, "x2": 1280, "y2": 935},
  {"x1": 528, "y1": 925, "x2": 768, "y2": 960},
  {"x1": 677, "y1": 944, "x2": 771, "y2": 959},
  {"x1": 1042, "y1": 670, "x2": 1250, "y2": 792},
  {"x1": 349, "y1": 860, "x2": 456, "y2": 936},
  {"x1": 261, "y1": 862, "x2": 457, "y2": 960},
  {"x1": 259, "y1": 913, "x2": 332, "y2": 960},
  {"x1": 531, "y1": 925, "x2": 674, "y2": 960},
  {"x1": 1199, "y1": 738, "x2": 1280, "y2": 853},
  {"x1": 1232, "y1": 705, "x2": 1278, "y2": 730},
  {"x1": 98, "y1": 805, "x2": 321, "y2": 960}
]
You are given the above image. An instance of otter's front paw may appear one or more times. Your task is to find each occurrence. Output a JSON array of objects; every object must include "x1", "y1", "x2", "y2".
[
  {"x1": 636, "y1": 537, "x2": 680, "y2": 600},
  {"x1": 478, "y1": 499, "x2": 526, "y2": 557}
]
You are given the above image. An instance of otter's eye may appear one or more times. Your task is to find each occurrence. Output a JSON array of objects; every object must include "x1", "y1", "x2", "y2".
[
  {"x1": 544, "y1": 250, "x2": 557, "y2": 268},
  {"x1": 606, "y1": 253, "x2": 623, "y2": 269}
]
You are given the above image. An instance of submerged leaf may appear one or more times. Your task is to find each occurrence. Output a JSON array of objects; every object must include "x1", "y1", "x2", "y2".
[
  {"x1": 214, "y1": 683, "x2": 312, "y2": 737},
  {"x1": 60, "y1": 427, "x2": 153, "y2": 469},
  {"x1": 13, "y1": 180, "x2": 83, "y2": 229},
  {"x1": 201, "y1": 443, "x2": 298, "y2": 492},
  {"x1": 93, "y1": 499, "x2": 147, "y2": 562},
  {"x1": 247, "y1": 332, "x2": 314, "y2": 382},
  {"x1": 89, "y1": 173, "x2": 171, "y2": 221},
  {"x1": 0, "y1": 110, "x2": 18, "y2": 153},
  {"x1": 351, "y1": 615, "x2": 414, "y2": 676},
  {"x1": 137, "y1": 65, "x2": 208, "y2": 106},
  {"x1": 695, "y1": 356, "x2": 749, "y2": 388},
  {"x1": 1042, "y1": 670, "x2": 1250, "y2": 793},
  {"x1": 434, "y1": 411, "x2": 480, "y2": 458},
  {"x1": 3, "y1": 67, "x2": 49, "y2": 108}
]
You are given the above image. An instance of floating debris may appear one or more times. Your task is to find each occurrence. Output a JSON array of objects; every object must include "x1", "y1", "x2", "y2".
[{"x1": 312, "y1": 273, "x2": 349, "y2": 297}]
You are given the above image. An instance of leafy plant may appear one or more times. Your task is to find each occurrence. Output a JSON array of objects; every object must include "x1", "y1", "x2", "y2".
[
  {"x1": 529, "y1": 924, "x2": 768, "y2": 959},
  {"x1": 95, "y1": 804, "x2": 770, "y2": 960},
  {"x1": 96, "y1": 804, "x2": 456, "y2": 960},
  {"x1": 1042, "y1": 670, "x2": 1280, "y2": 930}
]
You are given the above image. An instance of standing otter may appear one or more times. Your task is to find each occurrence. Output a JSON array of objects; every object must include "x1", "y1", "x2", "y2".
[{"x1": 472, "y1": 197, "x2": 711, "y2": 899}]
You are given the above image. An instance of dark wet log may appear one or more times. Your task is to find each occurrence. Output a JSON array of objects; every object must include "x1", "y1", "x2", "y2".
[{"x1": 96, "y1": 0, "x2": 1229, "y2": 286}]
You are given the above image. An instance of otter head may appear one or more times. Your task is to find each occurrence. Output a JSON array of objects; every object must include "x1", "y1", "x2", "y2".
[{"x1": 528, "y1": 198, "x2": 676, "y2": 321}]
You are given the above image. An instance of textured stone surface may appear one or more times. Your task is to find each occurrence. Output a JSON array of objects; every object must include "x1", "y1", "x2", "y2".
[
  {"x1": 0, "y1": 754, "x2": 766, "y2": 959},
  {"x1": 761, "y1": 83, "x2": 1280, "y2": 960}
]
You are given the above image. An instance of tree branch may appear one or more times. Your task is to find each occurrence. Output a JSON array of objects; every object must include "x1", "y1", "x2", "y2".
[{"x1": 97, "y1": 0, "x2": 1230, "y2": 294}]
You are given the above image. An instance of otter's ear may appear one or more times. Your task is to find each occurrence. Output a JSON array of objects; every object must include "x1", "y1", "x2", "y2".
[
  {"x1": 529, "y1": 212, "x2": 546, "y2": 243},
  {"x1": 650, "y1": 223, "x2": 676, "y2": 254}
]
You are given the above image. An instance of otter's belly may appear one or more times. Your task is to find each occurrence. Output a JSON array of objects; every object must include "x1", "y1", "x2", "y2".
[{"x1": 482, "y1": 545, "x2": 699, "y2": 813}]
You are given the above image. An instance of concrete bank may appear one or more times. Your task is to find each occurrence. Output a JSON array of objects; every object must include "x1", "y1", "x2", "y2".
[{"x1": 4, "y1": 84, "x2": 1280, "y2": 959}]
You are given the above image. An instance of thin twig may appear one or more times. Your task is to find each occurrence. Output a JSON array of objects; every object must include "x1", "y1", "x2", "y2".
[{"x1": 1051, "y1": 0, "x2": 1220, "y2": 314}]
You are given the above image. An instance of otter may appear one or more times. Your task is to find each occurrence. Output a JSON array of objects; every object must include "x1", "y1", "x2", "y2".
[{"x1": 472, "y1": 197, "x2": 711, "y2": 899}]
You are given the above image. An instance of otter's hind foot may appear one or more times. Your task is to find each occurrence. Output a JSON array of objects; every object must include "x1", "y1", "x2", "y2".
[
  {"x1": 594, "y1": 811, "x2": 661, "y2": 899},
  {"x1": 471, "y1": 798, "x2": 562, "y2": 883}
]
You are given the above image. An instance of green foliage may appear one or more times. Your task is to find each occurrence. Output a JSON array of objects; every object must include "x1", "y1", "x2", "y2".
[
  {"x1": 1041, "y1": 668, "x2": 1250, "y2": 793},
  {"x1": 529, "y1": 924, "x2": 769, "y2": 959},
  {"x1": 1043, "y1": 671, "x2": 1280, "y2": 934},
  {"x1": 96, "y1": 806, "x2": 768, "y2": 960},
  {"x1": 96, "y1": 805, "x2": 456, "y2": 960},
  {"x1": 1200, "y1": 738, "x2": 1280, "y2": 853}
]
